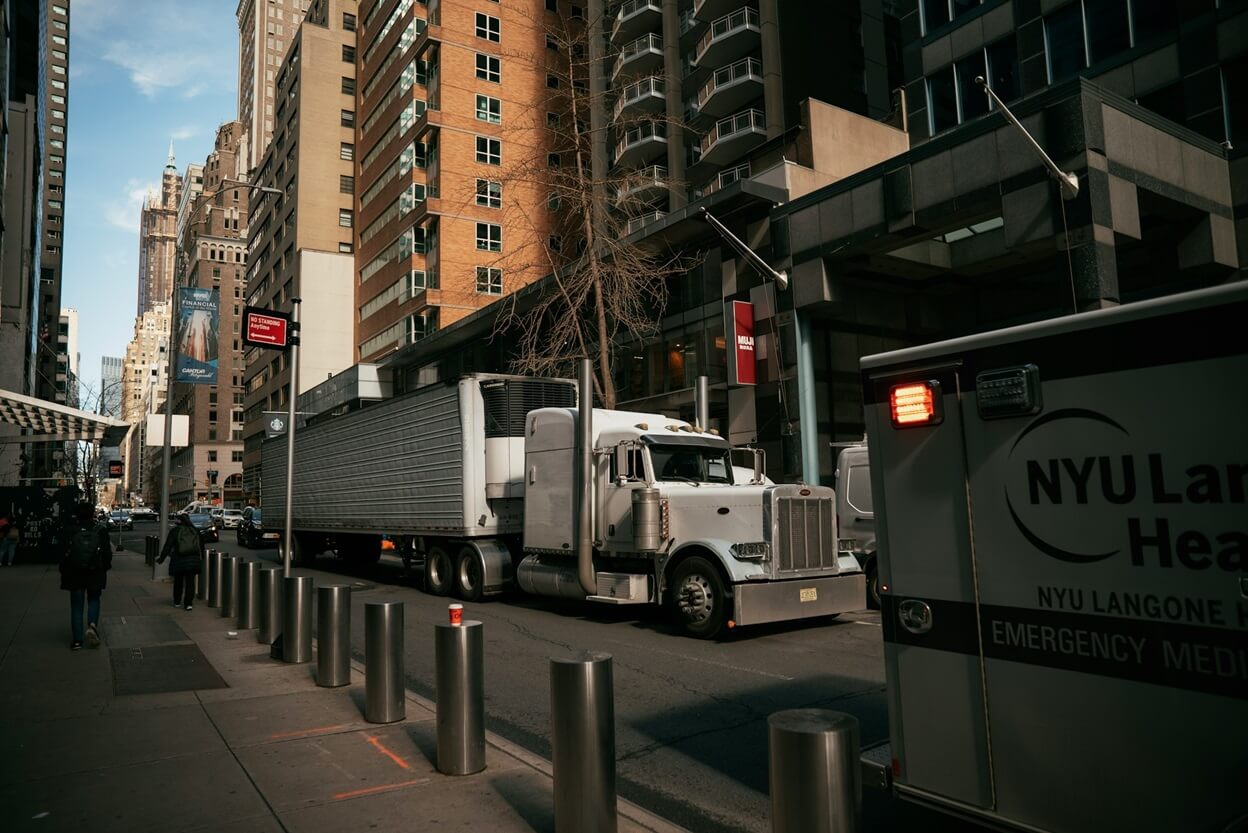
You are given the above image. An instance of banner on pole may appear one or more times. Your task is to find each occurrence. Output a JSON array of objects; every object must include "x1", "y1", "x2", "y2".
[
  {"x1": 726, "y1": 300, "x2": 756, "y2": 386},
  {"x1": 174, "y1": 287, "x2": 220, "y2": 384}
]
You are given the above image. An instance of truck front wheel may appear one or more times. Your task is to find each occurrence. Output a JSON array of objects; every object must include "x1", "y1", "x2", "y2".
[
  {"x1": 667, "y1": 556, "x2": 729, "y2": 639},
  {"x1": 866, "y1": 557, "x2": 880, "y2": 610},
  {"x1": 425, "y1": 546, "x2": 454, "y2": 596}
]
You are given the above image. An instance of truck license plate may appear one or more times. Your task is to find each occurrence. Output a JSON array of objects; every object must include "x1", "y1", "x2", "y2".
[{"x1": 799, "y1": 587, "x2": 818, "y2": 603}]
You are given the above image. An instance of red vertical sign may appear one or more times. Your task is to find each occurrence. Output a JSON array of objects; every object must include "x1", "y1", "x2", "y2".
[{"x1": 727, "y1": 300, "x2": 756, "y2": 386}]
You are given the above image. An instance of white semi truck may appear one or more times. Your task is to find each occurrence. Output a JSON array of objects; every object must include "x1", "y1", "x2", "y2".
[
  {"x1": 859, "y1": 282, "x2": 1247, "y2": 832},
  {"x1": 262, "y1": 369, "x2": 864, "y2": 637}
]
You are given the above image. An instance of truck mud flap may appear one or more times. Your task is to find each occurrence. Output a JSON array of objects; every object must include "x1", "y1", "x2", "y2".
[{"x1": 733, "y1": 574, "x2": 865, "y2": 627}]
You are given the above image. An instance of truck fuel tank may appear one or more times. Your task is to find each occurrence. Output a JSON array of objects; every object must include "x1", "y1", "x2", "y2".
[{"x1": 631, "y1": 488, "x2": 662, "y2": 552}]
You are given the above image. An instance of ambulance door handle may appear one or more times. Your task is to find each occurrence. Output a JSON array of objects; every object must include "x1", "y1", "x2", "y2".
[
  {"x1": 898, "y1": 599, "x2": 933, "y2": 635},
  {"x1": 1240, "y1": 577, "x2": 1247, "y2": 599}
]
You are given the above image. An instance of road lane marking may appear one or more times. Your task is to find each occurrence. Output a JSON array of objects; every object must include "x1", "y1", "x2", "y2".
[
  {"x1": 607, "y1": 640, "x2": 794, "y2": 681},
  {"x1": 853, "y1": 621, "x2": 880, "y2": 627},
  {"x1": 367, "y1": 734, "x2": 411, "y2": 770},
  {"x1": 333, "y1": 778, "x2": 429, "y2": 800}
]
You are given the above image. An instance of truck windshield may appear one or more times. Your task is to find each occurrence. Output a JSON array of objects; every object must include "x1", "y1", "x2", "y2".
[{"x1": 648, "y1": 444, "x2": 733, "y2": 484}]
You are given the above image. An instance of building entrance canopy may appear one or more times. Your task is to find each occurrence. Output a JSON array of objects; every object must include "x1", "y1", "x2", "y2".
[{"x1": 0, "y1": 388, "x2": 130, "y2": 445}]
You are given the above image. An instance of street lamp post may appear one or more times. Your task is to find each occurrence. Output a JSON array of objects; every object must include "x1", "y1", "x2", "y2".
[
  {"x1": 155, "y1": 179, "x2": 283, "y2": 579},
  {"x1": 282, "y1": 298, "x2": 300, "y2": 578}
]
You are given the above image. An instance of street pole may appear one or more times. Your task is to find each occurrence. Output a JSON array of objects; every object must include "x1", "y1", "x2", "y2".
[
  {"x1": 156, "y1": 291, "x2": 178, "y2": 580},
  {"x1": 282, "y1": 298, "x2": 301, "y2": 578}
]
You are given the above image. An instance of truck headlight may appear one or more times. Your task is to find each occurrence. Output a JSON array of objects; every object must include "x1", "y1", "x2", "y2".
[{"x1": 730, "y1": 541, "x2": 769, "y2": 560}]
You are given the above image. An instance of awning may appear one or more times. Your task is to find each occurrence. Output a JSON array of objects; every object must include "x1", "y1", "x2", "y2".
[{"x1": 0, "y1": 388, "x2": 131, "y2": 445}]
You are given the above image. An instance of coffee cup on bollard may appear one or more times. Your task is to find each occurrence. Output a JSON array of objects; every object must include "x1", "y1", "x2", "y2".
[
  {"x1": 435, "y1": 620, "x2": 485, "y2": 775},
  {"x1": 258, "y1": 566, "x2": 283, "y2": 645},
  {"x1": 220, "y1": 556, "x2": 239, "y2": 619},
  {"x1": 236, "y1": 560, "x2": 260, "y2": 630},
  {"x1": 550, "y1": 652, "x2": 617, "y2": 833},
  {"x1": 768, "y1": 709, "x2": 860, "y2": 833},
  {"x1": 448, "y1": 603, "x2": 463, "y2": 626},
  {"x1": 364, "y1": 601, "x2": 405, "y2": 723},
  {"x1": 316, "y1": 585, "x2": 352, "y2": 687},
  {"x1": 282, "y1": 575, "x2": 314, "y2": 663},
  {"x1": 207, "y1": 550, "x2": 223, "y2": 608}
]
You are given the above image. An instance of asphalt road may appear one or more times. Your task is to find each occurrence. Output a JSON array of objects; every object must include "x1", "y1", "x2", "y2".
[{"x1": 130, "y1": 522, "x2": 987, "y2": 833}]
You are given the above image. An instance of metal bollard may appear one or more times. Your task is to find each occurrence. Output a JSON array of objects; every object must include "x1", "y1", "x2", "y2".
[
  {"x1": 220, "y1": 556, "x2": 239, "y2": 619},
  {"x1": 207, "y1": 550, "x2": 223, "y2": 608},
  {"x1": 258, "y1": 566, "x2": 283, "y2": 644},
  {"x1": 364, "y1": 601, "x2": 405, "y2": 723},
  {"x1": 236, "y1": 560, "x2": 260, "y2": 630},
  {"x1": 197, "y1": 550, "x2": 209, "y2": 600},
  {"x1": 316, "y1": 585, "x2": 352, "y2": 687},
  {"x1": 435, "y1": 620, "x2": 485, "y2": 775},
  {"x1": 282, "y1": 575, "x2": 314, "y2": 663},
  {"x1": 145, "y1": 535, "x2": 159, "y2": 566},
  {"x1": 768, "y1": 710, "x2": 861, "y2": 833},
  {"x1": 550, "y1": 652, "x2": 617, "y2": 833}
]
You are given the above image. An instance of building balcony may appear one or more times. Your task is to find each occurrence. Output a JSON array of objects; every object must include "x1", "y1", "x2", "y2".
[
  {"x1": 614, "y1": 121, "x2": 668, "y2": 169},
  {"x1": 611, "y1": 0, "x2": 662, "y2": 45},
  {"x1": 693, "y1": 160, "x2": 751, "y2": 199},
  {"x1": 615, "y1": 165, "x2": 668, "y2": 207},
  {"x1": 694, "y1": 56, "x2": 763, "y2": 120},
  {"x1": 626, "y1": 211, "x2": 667, "y2": 235},
  {"x1": 692, "y1": 0, "x2": 739, "y2": 23},
  {"x1": 614, "y1": 76, "x2": 666, "y2": 122},
  {"x1": 613, "y1": 33, "x2": 663, "y2": 82},
  {"x1": 692, "y1": 108, "x2": 766, "y2": 170},
  {"x1": 693, "y1": 7, "x2": 760, "y2": 69}
]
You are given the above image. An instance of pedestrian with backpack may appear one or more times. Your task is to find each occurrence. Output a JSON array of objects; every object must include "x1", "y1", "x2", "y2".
[
  {"x1": 158, "y1": 514, "x2": 202, "y2": 610},
  {"x1": 60, "y1": 503, "x2": 112, "y2": 650}
]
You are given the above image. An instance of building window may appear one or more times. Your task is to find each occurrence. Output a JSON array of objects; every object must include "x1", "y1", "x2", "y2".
[
  {"x1": 475, "y1": 267, "x2": 503, "y2": 295},
  {"x1": 921, "y1": 0, "x2": 983, "y2": 35},
  {"x1": 475, "y1": 95, "x2": 502, "y2": 123},
  {"x1": 340, "y1": 142, "x2": 354, "y2": 160},
  {"x1": 339, "y1": 242, "x2": 354, "y2": 253},
  {"x1": 343, "y1": 12, "x2": 356, "y2": 31},
  {"x1": 547, "y1": 192, "x2": 560, "y2": 211},
  {"x1": 232, "y1": 450, "x2": 244, "y2": 462},
  {"x1": 475, "y1": 136, "x2": 501, "y2": 165},
  {"x1": 340, "y1": 175, "x2": 354, "y2": 193},
  {"x1": 926, "y1": 66, "x2": 957, "y2": 134},
  {"x1": 341, "y1": 109, "x2": 355, "y2": 127},
  {"x1": 475, "y1": 13, "x2": 500, "y2": 42},
  {"x1": 476, "y1": 179, "x2": 501, "y2": 208},
  {"x1": 342, "y1": 76, "x2": 356, "y2": 95},
  {"x1": 546, "y1": 73, "x2": 560, "y2": 89},
  {"x1": 548, "y1": 234, "x2": 562, "y2": 252},
  {"x1": 1131, "y1": 0, "x2": 1178, "y2": 44},
  {"x1": 547, "y1": 112, "x2": 560, "y2": 128},
  {"x1": 340, "y1": 209, "x2": 354, "y2": 227},
  {"x1": 571, "y1": 5, "x2": 584, "y2": 20},
  {"x1": 546, "y1": 0, "x2": 557, "y2": 10},
  {"x1": 1085, "y1": 0, "x2": 1131, "y2": 65},
  {"x1": 208, "y1": 450, "x2": 218, "y2": 462},
  {"x1": 342, "y1": 44, "x2": 356, "y2": 62},
  {"x1": 476, "y1": 53, "x2": 500, "y2": 82},
  {"x1": 1045, "y1": 2, "x2": 1087, "y2": 82},
  {"x1": 547, "y1": 153, "x2": 561, "y2": 169},
  {"x1": 476, "y1": 223, "x2": 502, "y2": 252}
]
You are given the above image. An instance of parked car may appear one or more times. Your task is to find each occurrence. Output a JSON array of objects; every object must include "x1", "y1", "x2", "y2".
[
  {"x1": 237, "y1": 507, "x2": 279, "y2": 547},
  {"x1": 186, "y1": 512, "x2": 219, "y2": 543},
  {"x1": 106, "y1": 510, "x2": 133, "y2": 531},
  {"x1": 130, "y1": 506, "x2": 158, "y2": 522}
]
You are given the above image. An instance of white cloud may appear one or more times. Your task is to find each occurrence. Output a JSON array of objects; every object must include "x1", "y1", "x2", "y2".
[
  {"x1": 102, "y1": 179, "x2": 156, "y2": 233},
  {"x1": 170, "y1": 125, "x2": 199, "y2": 142}
]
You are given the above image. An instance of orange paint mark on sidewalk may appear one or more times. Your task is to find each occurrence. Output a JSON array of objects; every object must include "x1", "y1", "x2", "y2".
[
  {"x1": 333, "y1": 778, "x2": 427, "y2": 800},
  {"x1": 267, "y1": 724, "x2": 351, "y2": 741},
  {"x1": 366, "y1": 734, "x2": 411, "y2": 770}
]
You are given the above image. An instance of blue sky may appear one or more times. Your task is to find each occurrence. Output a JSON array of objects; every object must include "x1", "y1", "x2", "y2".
[{"x1": 63, "y1": 0, "x2": 239, "y2": 396}]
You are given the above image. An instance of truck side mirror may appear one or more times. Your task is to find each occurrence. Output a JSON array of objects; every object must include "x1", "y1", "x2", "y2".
[{"x1": 615, "y1": 443, "x2": 630, "y2": 484}]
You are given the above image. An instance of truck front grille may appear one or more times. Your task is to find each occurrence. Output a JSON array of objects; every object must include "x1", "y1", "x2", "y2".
[{"x1": 775, "y1": 495, "x2": 838, "y2": 574}]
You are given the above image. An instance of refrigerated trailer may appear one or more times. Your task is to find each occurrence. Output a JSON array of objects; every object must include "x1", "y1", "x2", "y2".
[
  {"x1": 262, "y1": 373, "x2": 864, "y2": 637},
  {"x1": 859, "y1": 282, "x2": 1248, "y2": 832}
]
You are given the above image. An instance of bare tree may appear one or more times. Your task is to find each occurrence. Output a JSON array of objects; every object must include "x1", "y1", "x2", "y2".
[{"x1": 458, "y1": 4, "x2": 698, "y2": 407}]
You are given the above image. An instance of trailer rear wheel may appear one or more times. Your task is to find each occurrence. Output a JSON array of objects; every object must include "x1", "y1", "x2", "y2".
[
  {"x1": 454, "y1": 547, "x2": 485, "y2": 602},
  {"x1": 667, "y1": 556, "x2": 728, "y2": 639},
  {"x1": 425, "y1": 546, "x2": 454, "y2": 596}
]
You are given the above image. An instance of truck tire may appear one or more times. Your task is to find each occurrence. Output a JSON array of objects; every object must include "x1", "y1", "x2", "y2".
[
  {"x1": 667, "y1": 556, "x2": 729, "y2": 639},
  {"x1": 866, "y1": 558, "x2": 880, "y2": 610},
  {"x1": 291, "y1": 534, "x2": 315, "y2": 567},
  {"x1": 425, "y1": 545, "x2": 454, "y2": 597},
  {"x1": 454, "y1": 546, "x2": 485, "y2": 602}
]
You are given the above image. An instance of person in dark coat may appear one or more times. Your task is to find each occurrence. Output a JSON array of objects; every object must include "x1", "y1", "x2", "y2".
[
  {"x1": 59, "y1": 503, "x2": 112, "y2": 650},
  {"x1": 158, "y1": 514, "x2": 203, "y2": 610}
]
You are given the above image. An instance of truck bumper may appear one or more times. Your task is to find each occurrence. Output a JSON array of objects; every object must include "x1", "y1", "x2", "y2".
[{"x1": 732, "y1": 573, "x2": 865, "y2": 627}]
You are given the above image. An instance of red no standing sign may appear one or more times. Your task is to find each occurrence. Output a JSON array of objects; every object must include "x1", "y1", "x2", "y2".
[{"x1": 243, "y1": 307, "x2": 294, "y2": 349}]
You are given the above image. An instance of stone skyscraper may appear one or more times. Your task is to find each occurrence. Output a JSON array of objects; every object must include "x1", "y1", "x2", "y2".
[
  {"x1": 136, "y1": 145, "x2": 182, "y2": 315},
  {"x1": 236, "y1": 0, "x2": 310, "y2": 174}
]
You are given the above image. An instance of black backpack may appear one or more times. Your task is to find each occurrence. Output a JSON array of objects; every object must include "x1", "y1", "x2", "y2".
[{"x1": 70, "y1": 526, "x2": 102, "y2": 571}]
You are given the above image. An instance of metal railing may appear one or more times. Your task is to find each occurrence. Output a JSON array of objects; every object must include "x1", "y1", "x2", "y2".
[
  {"x1": 611, "y1": 0, "x2": 661, "y2": 41},
  {"x1": 613, "y1": 75, "x2": 665, "y2": 121},
  {"x1": 615, "y1": 165, "x2": 667, "y2": 202},
  {"x1": 626, "y1": 211, "x2": 666, "y2": 234},
  {"x1": 612, "y1": 32, "x2": 662, "y2": 79},
  {"x1": 694, "y1": 6, "x2": 759, "y2": 66},
  {"x1": 698, "y1": 108, "x2": 765, "y2": 156},
  {"x1": 696, "y1": 56, "x2": 762, "y2": 112},
  {"x1": 614, "y1": 121, "x2": 668, "y2": 162}
]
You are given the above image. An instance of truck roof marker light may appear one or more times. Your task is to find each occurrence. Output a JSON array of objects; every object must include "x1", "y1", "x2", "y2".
[
  {"x1": 635, "y1": 423, "x2": 649, "y2": 430},
  {"x1": 890, "y1": 381, "x2": 943, "y2": 428}
]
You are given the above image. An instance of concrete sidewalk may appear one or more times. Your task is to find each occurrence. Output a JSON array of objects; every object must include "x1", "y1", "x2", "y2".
[{"x1": 0, "y1": 551, "x2": 685, "y2": 833}]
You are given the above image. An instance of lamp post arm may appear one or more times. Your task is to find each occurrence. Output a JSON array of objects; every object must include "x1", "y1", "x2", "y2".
[{"x1": 975, "y1": 76, "x2": 1079, "y2": 200}]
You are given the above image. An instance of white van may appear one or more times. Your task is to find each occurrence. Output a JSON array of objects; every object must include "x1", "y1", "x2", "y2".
[{"x1": 834, "y1": 443, "x2": 877, "y2": 607}]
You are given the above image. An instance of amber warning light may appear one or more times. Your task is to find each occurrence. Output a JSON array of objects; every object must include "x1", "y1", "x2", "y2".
[{"x1": 890, "y1": 381, "x2": 942, "y2": 427}]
